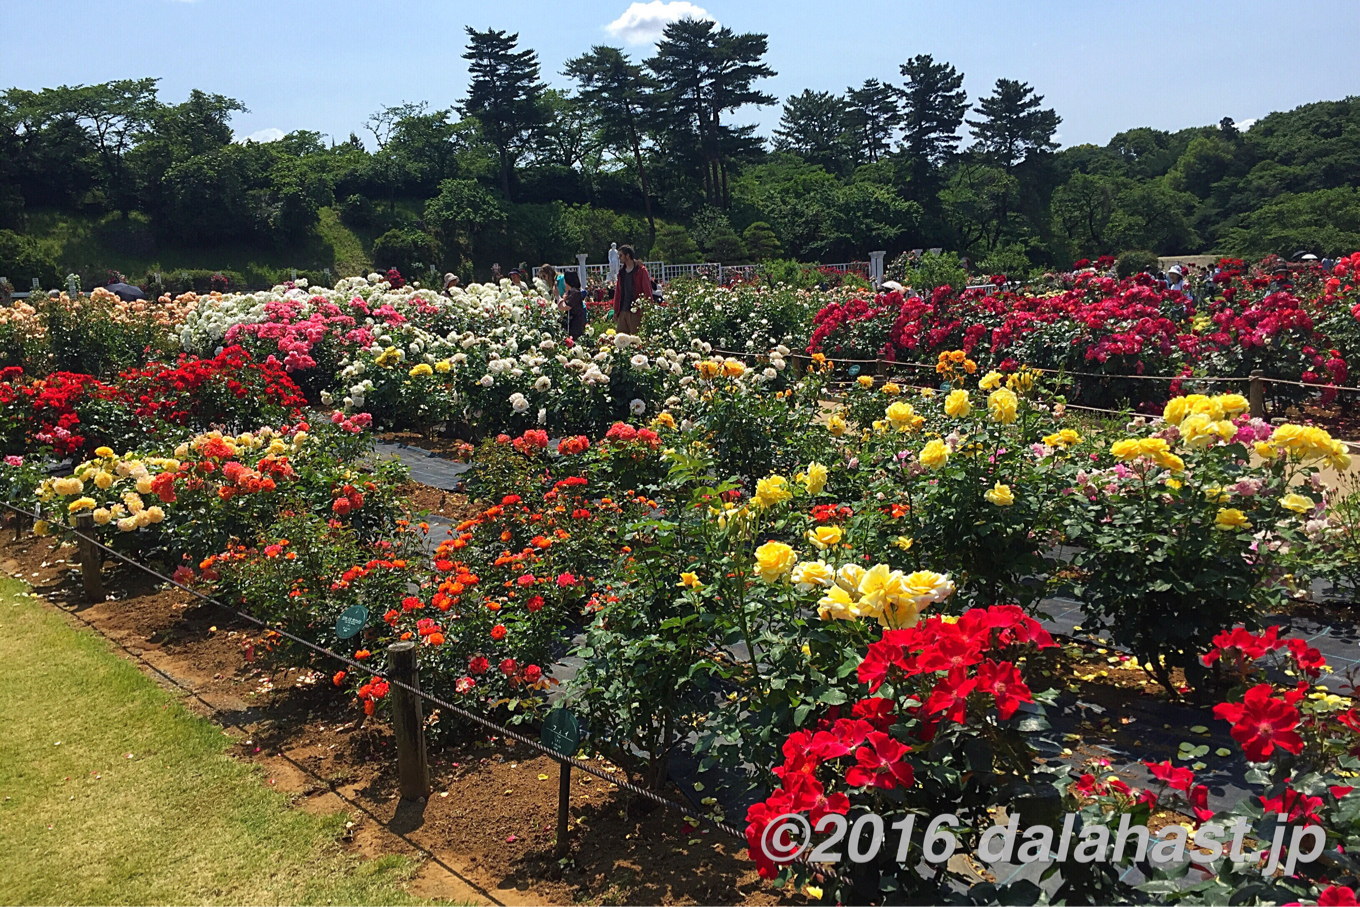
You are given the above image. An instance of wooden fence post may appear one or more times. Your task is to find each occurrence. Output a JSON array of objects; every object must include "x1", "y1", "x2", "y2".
[
  {"x1": 1249, "y1": 370, "x2": 1265, "y2": 420},
  {"x1": 555, "y1": 760, "x2": 571, "y2": 857},
  {"x1": 73, "y1": 512, "x2": 103, "y2": 602},
  {"x1": 386, "y1": 641, "x2": 430, "y2": 800}
]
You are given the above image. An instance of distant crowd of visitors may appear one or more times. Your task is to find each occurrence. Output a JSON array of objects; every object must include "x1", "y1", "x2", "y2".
[{"x1": 441, "y1": 242, "x2": 659, "y2": 341}]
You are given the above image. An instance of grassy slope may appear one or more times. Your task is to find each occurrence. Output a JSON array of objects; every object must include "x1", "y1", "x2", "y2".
[
  {"x1": 24, "y1": 207, "x2": 371, "y2": 282},
  {"x1": 0, "y1": 575, "x2": 424, "y2": 905}
]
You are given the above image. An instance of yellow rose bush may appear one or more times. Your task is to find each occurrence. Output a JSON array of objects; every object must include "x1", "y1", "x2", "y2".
[
  {"x1": 1064, "y1": 395, "x2": 1339, "y2": 689},
  {"x1": 839, "y1": 362, "x2": 1080, "y2": 609}
]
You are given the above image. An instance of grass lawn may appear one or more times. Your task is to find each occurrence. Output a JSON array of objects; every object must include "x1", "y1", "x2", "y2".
[{"x1": 0, "y1": 575, "x2": 427, "y2": 905}]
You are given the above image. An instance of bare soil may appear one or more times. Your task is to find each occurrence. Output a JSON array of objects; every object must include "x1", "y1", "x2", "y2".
[
  {"x1": 0, "y1": 521, "x2": 796, "y2": 906},
  {"x1": 399, "y1": 482, "x2": 479, "y2": 522}
]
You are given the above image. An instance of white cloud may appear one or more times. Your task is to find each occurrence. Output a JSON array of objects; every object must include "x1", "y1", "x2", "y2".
[
  {"x1": 239, "y1": 127, "x2": 285, "y2": 144},
  {"x1": 1236, "y1": 118, "x2": 1257, "y2": 132},
  {"x1": 605, "y1": 1, "x2": 715, "y2": 45}
]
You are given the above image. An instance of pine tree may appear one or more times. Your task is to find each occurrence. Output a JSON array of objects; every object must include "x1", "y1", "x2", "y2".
[
  {"x1": 647, "y1": 18, "x2": 775, "y2": 208},
  {"x1": 564, "y1": 46, "x2": 657, "y2": 242},
  {"x1": 845, "y1": 79, "x2": 900, "y2": 164},
  {"x1": 459, "y1": 27, "x2": 546, "y2": 200},
  {"x1": 773, "y1": 90, "x2": 849, "y2": 173},
  {"x1": 966, "y1": 78, "x2": 1060, "y2": 172},
  {"x1": 898, "y1": 55, "x2": 968, "y2": 172}
]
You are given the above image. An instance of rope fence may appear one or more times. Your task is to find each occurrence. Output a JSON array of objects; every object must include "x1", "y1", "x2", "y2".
[
  {"x1": 0, "y1": 498, "x2": 853, "y2": 884},
  {"x1": 701, "y1": 347, "x2": 1360, "y2": 439}
]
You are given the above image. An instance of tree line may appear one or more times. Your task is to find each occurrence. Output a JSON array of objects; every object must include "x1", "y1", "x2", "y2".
[{"x1": 3, "y1": 16, "x2": 1359, "y2": 288}]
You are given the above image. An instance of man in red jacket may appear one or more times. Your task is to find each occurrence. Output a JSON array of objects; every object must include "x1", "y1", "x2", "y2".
[{"x1": 611, "y1": 245, "x2": 651, "y2": 336}]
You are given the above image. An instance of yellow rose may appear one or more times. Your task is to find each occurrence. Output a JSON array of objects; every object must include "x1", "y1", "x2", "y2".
[
  {"x1": 835, "y1": 563, "x2": 866, "y2": 593},
  {"x1": 877, "y1": 570, "x2": 956, "y2": 628},
  {"x1": 68, "y1": 497, "x2": 96, "y2": 513},
  {"x1": 696, "y1": 360, "x2": 721, "y2": 380},
  {"x1": 857, "y1": 375, "x2": 874, "y2": 388},
  {"x1": 754, "y1": 541, "x2": 798, "y2": 583},
  {"x1": 753, "y1": 474, "x2": 793, "y2": 509},
  {"x1": 893, "y1": 536, "x2": 914, "y2": 551},
  {"x1": 979, "y1": 371, "x2": 1003, "y2": 391},
  {"x1": 817, "y1": 585, "x2": 859, "y2": 621},
  {"x1": 434, "y1": 359, "x2": 452, "y2": 373},
  {"x1": 1162, "y1": 397, "x2": 1190, "y2": 425},
  {"x1": 678, "y1": 572, "x2": 703, "y2": 589},
  {"x1": 1215, "y1": 508, "x2": 1250, "y2": 531},
  {"x1": 33, "y1": 520, "x2": 51, "y2": 537},
  {"x1": 116, "y1": 517, "x2": 138, "y2": 533},
  {"x1": 1188, "y1": 394, "x2": 1225, "y2": 421},
  {"x1": 944, "y1": 389, "x2": 971, "y2": 418},
  {"x1": 136, "y1": 476, "x2": 154, "y2": 495},
  {"x1": 1217, "y1": 393, "x2": 1249, "y2": 417},
  {"x1": 987, "y1": 388, "x2": 1018, "y2": 424},
  {"x1": 1006, "y1": 369, "x2": 1037, "y2": 394},
  {"x1": 652, "y1": 412, "x2": 676, "y2": 430},
  {"x1": 1179, "y1": 413, "x2": 1218, "y2": 448},
  {"x1": 713, "y1": 503, "x2": 752, "y2": 531},
  {"x1": 1042, "y1": 428, "x2": 1081, "y2": 448},
  {"x1": 800, "y1": 461, "x2": 828, "y2": 495},
  {"x1": 881, "y1": 382, "x2": 901, "y2": 396},
  {"x1": 145, "y1": 506, "x2": 165, "y2": 523},
  {"x1": 886, "y1": 401, "x2": 917, "y2": 431},
  {"x1": 1254, "y1": 441, "x2": 1278, "y2": 460},
  {"x1": 792, "y1": 560, "x2": 835, "y2": 590},
  {"x1": 94, "y1": 446, "x2": 115, "y2": 459},
  {"x1": 1203, "y1": 485, "x2": 1230, "y2": 503},
  {"x1": 1154, "y1": 451, "x2": 1186, "y2": 473},
  {"x1": 1327, "y1": 441, "x2": 1352, "y2": 472},
  {"x1": 93, "y1": 471, "x2": 114, "y2": 490},
  {"x1": 806, "y1": 525, "x2": 843, "y2": 550},
  {"x1": 902, "y1": 570, "x2": 955, "y2": 605},
  {"x1": 826, "y1": 413, "x2": 848, "y2": 437},
  {"x1": 52, "y1": 477, "x2": 84, "y2": 496},
  {"x1": 409, "y1": 363, "x2": 434, "y2": 378},
  {"x1": 919, "y1": 439, "x2": 950, "y2": 470},
  {"x1": 1110, "y1": 439, "x2": 1141, "y2": 461},
  {"x1": 1279, "y1": 493, "x2": 1313, "y2": 514},
  {"x1": 1137, "y1": 437, "x2": 1171, "y2": 457},
  {"x1": 984, "y1": 483, "x2": 1015, "y2": 506},
  {"x1": 722, "y1": 358, "x2": 746, "y2": 377},
  {"x1": 92, "y1": 508, "x2": 112, "y2": 525}
]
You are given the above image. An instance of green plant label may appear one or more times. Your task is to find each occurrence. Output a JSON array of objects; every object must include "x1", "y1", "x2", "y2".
[
  {"x1": 847, "y1": 364, "x2": 861, "y2": 377},
  {"x1": 335, "y1": 605, "x2": 368, "y2": 640},
  {"x1": 541, "y1": 708, "x2": 580, "y2": 757}
]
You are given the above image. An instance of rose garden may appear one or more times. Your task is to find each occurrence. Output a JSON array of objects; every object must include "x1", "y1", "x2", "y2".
[{"x1": 2, "y1": 253, "x2": 1360, "y2": 904}]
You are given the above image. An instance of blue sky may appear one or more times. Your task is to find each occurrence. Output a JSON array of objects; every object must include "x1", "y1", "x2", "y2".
[{"x1": 3, "y1": 0, "x2": 1358, "y2": 150}]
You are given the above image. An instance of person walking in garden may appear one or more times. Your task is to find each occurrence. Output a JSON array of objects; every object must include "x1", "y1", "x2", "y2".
[
  {"x1": 560, "y1": 270, "x2": 587, "y2": 339},
  {"x1": 611, "y1": 244, "x2": 651, "y2": 336}
]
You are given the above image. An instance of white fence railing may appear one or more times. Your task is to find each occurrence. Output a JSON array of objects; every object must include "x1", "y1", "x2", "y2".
[{"x1": 549, "y1": 259, "x2": 873, "y2": 286}]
